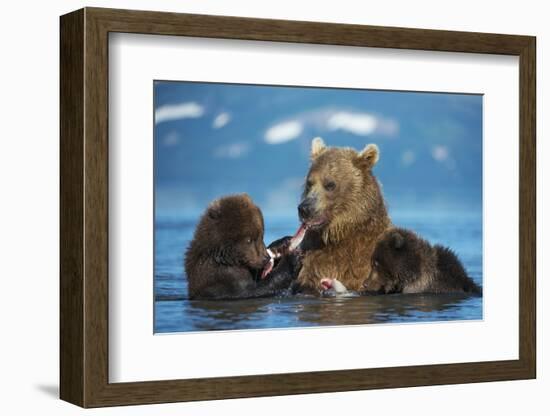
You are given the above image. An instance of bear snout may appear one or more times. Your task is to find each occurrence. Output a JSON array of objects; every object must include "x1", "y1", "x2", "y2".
[
  {"x1": 363, "y1": 270, "x2": 383, "y2": 293},
  {"x1": 298, "y1": 197, "x2": 317, "y2": 222}
]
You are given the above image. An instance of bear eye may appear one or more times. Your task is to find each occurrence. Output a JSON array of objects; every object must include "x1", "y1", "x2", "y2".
[
  {"x1": 306, "y1": 180, "x2": 313, "y2": 191},
  {"x1": 373, "y1": 259, "x2": 379, "y2": 268},
  {"x1": 323, "y1": 181, "x2": 336, "y2": 191},
  {"x1": 245, "y1": 237, "x2": 253, "y2": 244}
]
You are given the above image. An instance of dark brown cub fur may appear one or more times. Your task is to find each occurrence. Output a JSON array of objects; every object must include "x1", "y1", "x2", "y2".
[
  {"x1": 363, "y1": 228, "x2": 481, "y2": 295},
  {"x1": 185, "y1": 194, "x2": 294, "y2": 300}
]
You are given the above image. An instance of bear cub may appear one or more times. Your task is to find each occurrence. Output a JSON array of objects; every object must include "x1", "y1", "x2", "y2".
[
  {"x1": 363, "y1": 228, "x2": 481, "y2": 295},
  {"x1": 185, "y1": 194, "x2": 296, "y2": 300}
]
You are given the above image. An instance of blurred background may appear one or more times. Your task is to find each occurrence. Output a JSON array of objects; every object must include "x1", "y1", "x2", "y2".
[
  {"x1": 154, "y1": 81, "x2": 482, "y2": 221},
  {"x1": 153, "y1": 81, "x2": 483, "y2": 332}
]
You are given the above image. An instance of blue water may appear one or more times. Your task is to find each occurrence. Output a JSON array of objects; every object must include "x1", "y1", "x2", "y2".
[{"x1": 154, "y1": 211, "x2": 482, "y2": 333}]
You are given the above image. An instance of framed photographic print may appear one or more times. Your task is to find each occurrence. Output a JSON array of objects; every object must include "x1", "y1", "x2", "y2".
[{"x1": 60, "y1": 7, "x2": 536, "y2": 408}]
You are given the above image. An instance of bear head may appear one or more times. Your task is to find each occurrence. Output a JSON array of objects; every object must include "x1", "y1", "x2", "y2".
[
  {"x1": 201, "y1": 194, "x2": 269, "y2": 272},
  {"x1": 298, "y1": 137, "x2": 386, "y2": 243},
  {"x1": 362, "y1": 228, "x2": 423, "y2": 294}
]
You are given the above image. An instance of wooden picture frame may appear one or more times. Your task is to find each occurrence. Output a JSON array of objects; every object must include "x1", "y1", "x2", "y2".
[{"x1": 60, "y1": 7, "x2": 536, "y2": 408}]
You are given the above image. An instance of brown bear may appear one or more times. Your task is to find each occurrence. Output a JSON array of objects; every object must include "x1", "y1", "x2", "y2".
[
  {"x1": 294, "y1": 137, "x2": 392, "y2": 293},
  {"x1": 363, "y1": 228, "x2": 481, "y2": 295},
  {"x1": 185, "y1": 194, "x2": 296, "y2": 300}
]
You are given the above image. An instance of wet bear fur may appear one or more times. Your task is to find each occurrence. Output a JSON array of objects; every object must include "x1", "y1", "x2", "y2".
[
  {"x1": 363, "y1": 227, "x2": 481, "y2": 295},
  {"x1": 185, "y1": 194, "x2": 296, "y2": 300}
]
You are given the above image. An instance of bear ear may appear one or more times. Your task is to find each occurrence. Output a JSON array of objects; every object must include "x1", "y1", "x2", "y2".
[
  {"x1": 239, "y1": 193, "x2": 253, "y2": 205},
  {"x1": 208, "y1": 200, "x2": 222, "y2": 220},
  {"x1": 356, "y1": 143, "x2": 380, "y2": 170},
  {"x1": 310, "y1": 137, "x2": 327, "y2": 159},
  {"x1": 391, "y1": 232, "x2": 405, "y2": 250}
]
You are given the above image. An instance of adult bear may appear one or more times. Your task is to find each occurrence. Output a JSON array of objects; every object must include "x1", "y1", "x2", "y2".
[{"x1": 294, "y1": 137, "x2": 392, "y2": 293}]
